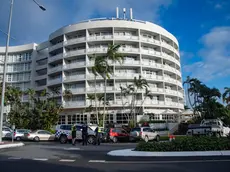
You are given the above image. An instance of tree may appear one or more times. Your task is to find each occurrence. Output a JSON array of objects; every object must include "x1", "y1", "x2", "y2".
[
  {"x1": 63, "y1": 89, "x2": 73, "y2": 101},
  {"x1": 223, "y1": 87, "x2": 230, "y2": 108}
]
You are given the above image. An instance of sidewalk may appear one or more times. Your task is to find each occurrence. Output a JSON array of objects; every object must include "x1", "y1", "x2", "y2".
[
  {"x1": 107, "y1": 148, "x2": 230, "y2": 157},
  {"x1": 0, "y1": 142, "x2": 24, "y2": 149}
]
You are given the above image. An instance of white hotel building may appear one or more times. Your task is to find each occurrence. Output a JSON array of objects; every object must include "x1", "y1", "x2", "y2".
[{"x1": 0, "y1": 11, "x2": 184, "y2": 125}]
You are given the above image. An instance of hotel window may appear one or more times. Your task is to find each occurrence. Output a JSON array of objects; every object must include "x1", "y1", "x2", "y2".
[{"x1": 7, "y1": 74, "x2": 12, "y2": 82}]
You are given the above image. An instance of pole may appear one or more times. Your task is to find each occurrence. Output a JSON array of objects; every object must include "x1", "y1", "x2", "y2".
[{"x1": 0, "y1": 0, "x2": 14, "y2": 143}]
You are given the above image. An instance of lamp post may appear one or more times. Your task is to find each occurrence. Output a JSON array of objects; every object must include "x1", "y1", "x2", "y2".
[{"x1": 0, "y1": 0, "x2": 46, "y2": 143}]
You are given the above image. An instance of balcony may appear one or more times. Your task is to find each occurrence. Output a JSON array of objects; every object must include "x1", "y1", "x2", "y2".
[
  {"x1": 63, "y1": 74, "x2": 85, "y2": 82},
  {"x1": 63, "y1": 101, "x2": 85, "y2": 108},
  {"x1": 114, "y1": 35, "x2": 139, "y2": 41},
  {"x1": 141, "y1": 48, "x2": 161, "y2": 56},
  {"x1": 63, "y1": 62, "x2": 85, "y2": 69},
  {"x1": 36, "y1": 64, "x2": 47, "y2": 71},
  {"x1": 88, "y1": 35, "x2": 113, "y2": 41},
  {"x1": 115, "y1": 73, "x2": 140, "y2": 79},
  {"x1": 88, "y1": 48, "x2": 107, "y2": 53},
  {"x1": 48, "y1": 54, "x2": 63, "y2": 63},
  {"x1": 142, "y1": 61, "x2": 163, "y2": 69},
  {"x1": 149, "y1": 87, "x2": 164, "y2": 93},
  {"x1": 35, "y1": 75, "x2": 47, "y2": 81},
  {"x1": 143, "y1": 74, "x2": 163, "y2": 81},
  {"x1": 47, "y1": 78, "x2": 62, "y2": 85},
  {"x1": 35, "y1": 85, "x2": 46, "y2": 90},
  {"x1": 117, "y1": 60, "x2": 140, "y2": 66},
  {"x1": 140, "y1": 36, "x2": 161, "y2": 45},
  {"x1": 165, "y1": 101, "x2": 178, "y2": 107},
  {"x1": 64, "y1": 49, "x2": 86, "y2": 58},
  {"x1": 49, "y1": 42, "x2": 63, "y2": 52},
  {"x1": 64, "y1": 37, "x2": 86, "y2": 46},
  {"x1": 118, "y1": 47, "x2": 139, "y2": 53},
  {"x1": 161, "y1": 42, "x2": 174, "y2": 52},
  {"x1": 48, "y1": 66, "x2": 62, "y2": 74},
  {"x1": 68, "y1": 88, "x2": 85, "y2": 94},
  {"x1": 87, "y1": 74, "x2": 104, "y2": 80},
  {"x1": 87, "y1": 86, "x2": 114, "y2": 92}
]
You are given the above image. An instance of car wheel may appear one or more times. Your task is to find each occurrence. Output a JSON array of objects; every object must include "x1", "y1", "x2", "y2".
[
  {"x1": 16, "y1": 137, "x2": 21, "y2": 141},
  {"x1": 87, "y1": 136, "x2": 95, "y2": 144},
  {"x1": 112, "y1": 137, "x2": 118, "y2": 143},
  {"x1": 155, "y1": 135, "x2": 160, "y2": 142},
  {"x1": 144, "y1": 136, "x2": 149, "y2": 142},
  {"x1": 34, "y1": 136, "x2": 40, "y2": 142},
  {"x1": 60, "y1": 135, "x2": 67, "y2": 144}
]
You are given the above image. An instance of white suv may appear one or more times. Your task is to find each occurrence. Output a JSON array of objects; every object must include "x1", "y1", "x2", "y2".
[{"x1": 130, "y1": 127, "x2": 160, "y2": 142}]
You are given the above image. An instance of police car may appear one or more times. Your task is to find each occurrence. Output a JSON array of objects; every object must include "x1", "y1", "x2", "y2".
[{"x1": 55, "y1": 124, "x2": 96, "y2": 144}]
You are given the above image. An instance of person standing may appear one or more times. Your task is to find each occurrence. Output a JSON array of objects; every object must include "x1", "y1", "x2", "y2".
[
  {"x1": 82, "y1": 122, "x2": 88, "y2": 146},
  {"x1": 94, "y1": 126, "x2": 101, "y2": 145},
  {"x1": 71, "y1": 125, "x2": 76, "y2": 146}
]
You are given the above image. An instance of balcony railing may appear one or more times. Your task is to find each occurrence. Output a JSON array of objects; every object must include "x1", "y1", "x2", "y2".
[
  {"x1": 63, "y1": 101, "x2": 85, "y2": 108},
  {"x1": 87, "y1": 86, "x2": 114, "y2": 92},
  {"x1": 48, "y1": 54, "x2": 63, "y2": 63},
  {"x1": 115, "y1": 73, "x2": 140, "y2": 79},
  {"x1": 49, "y1": 42, "x2": 63, "y2": 52},
  {"x1": 88, "y1": 35, "x2": 113, "y2": 41},
  {"x1": 35, "y1": 85, "x2": 46, "y2": 90},
  {"x1": 63, "y1": 62, "x2": 85, "y2": 69},
  {"x1": 114, "y1": 35, "x2": 139, "y2": 41},
  {"x1": 68, "y1": 88, "x2": 85, "y2": 94},
  {"x1": 141, "y1": 48, "x2": 161, "y2": 56},
  {"x1": 140, "y1": 36, "x2": 161, "y2": 45},
  {"x1": 48, "y1": 66, "x2": 62, "y2": 73},
  {"x1": 36, "y1": 64, "x2": 47, "y2": 70},
  {"x1": 118, "y1": 47, "x2": 139, "y2": 53},
  {"x1": 143, "y1": 74, "x2": 163, "y2": 80},
  {"x1": 35, "y1": 75, "x2": 46, "y2": 81},
  {"x1": 64, "y1": 49, "x2": 86, "y2": 58},
  {"x1": 63, "y1": 74, "x2": 86, "y2": 82},
  {"x1": 64, "y1": 37, "x2": 86, "y2": 46},
  {"x1": 47, "y1": 78, "x2": 62, "y2": 85},
  {"x1": 88, "y1": 48, "x2": 107, "y2": 53},
  {"x1": 117, "y1": 60, "x2": 140, "y2": 65}
]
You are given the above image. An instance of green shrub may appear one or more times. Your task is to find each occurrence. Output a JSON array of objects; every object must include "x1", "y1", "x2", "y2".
[{"x1": 135, "y1": 136, "x2": 230, "y2": 152}]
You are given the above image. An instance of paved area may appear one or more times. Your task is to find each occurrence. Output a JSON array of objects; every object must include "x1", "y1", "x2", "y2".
[{"x1": 0, "y1": 141, "x2": 230, "y2": 172}]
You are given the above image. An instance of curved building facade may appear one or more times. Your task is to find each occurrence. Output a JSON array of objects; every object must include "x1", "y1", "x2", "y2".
[{"x1": 0, "y1": 17, "x2": 184, "y2": 125}]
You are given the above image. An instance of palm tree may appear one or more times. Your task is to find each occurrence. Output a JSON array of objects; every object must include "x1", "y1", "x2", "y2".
[
  {"x1": 131, "y1": 75, "x2": 149, "y2": 123},
  {"x1": 87, "y1": 94, "x2": 95, "y2": 106},
  {"x1": 101, "y1": 44, "x2": 123, "y2": 128},
  {"x1": 223, "y1": 87, "x2": 230, "y2": 106},
  {"x1": 137, "y1": 88, "x2": 153, "y2": 115},
  {"x1": 63, "y1": 89, "x2": 73, "y2": 101}
]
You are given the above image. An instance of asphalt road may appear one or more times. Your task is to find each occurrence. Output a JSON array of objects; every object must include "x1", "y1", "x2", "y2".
[{"x1": 1, "y1": 141, "x2": 230, "y2": 172}]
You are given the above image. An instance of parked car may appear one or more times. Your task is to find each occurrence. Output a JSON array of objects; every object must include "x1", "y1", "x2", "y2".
[
  {"x1": 5, "y1": 129, "x2": 31, "y2": 141},
  {"x1": 55, "y1": 124, "x2": 96, "y2": 144},
  {"x1": 108, "y1": 128, "x2": 130, "y2": 143},
  {"x1": 1, "y1": 126, "x2": 12, "y2": 138},
  {"x1": 24, "y1": 130, "x2": 55, "y2": 142},
  {"x1": 130, "y1": 127, "x2": 160, "y2": 142}
]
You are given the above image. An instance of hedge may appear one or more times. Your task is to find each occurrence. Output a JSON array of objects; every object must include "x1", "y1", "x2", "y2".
[{"x1": 135, "y1": 136, "x2": 230, "y2": 152}]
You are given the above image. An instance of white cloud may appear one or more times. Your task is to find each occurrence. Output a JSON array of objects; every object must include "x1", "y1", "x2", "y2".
[
  {"x1": 214, "y1": 3, "x2": 222, "y2": 9},
  {"x1": 183, "y1": 27, "x2": 230, "y2": 82},
  {"x1": 0, "y1": 0, "x2": 172, "y2": 45}
]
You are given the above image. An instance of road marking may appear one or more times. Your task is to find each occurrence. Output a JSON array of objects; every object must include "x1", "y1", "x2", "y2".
[
  {"x1": 33, "y1": 158, "x2": 48, "y2": 161},
  {"x1": 64, "y1": 147, "x2": 80, "y2": 150},
  {"x1": 59, "y1": 159, "x2": 76, "y2": 162},
  {"x1": 93, "y1": 159, "x2": 230, "y2": 164},
  {"x1": 8, "y1": 157, "x2": 22, "y2": 160},
  {"x1": 89, "y1": 160, "x2": 106, "y2": 163}
]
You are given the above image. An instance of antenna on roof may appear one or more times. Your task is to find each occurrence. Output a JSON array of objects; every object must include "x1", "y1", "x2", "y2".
[
  {"x1": 130, "y1": 8, "x2": 133, "y2": 20},
  {"x1": 123, "y1": 8, "x2": 126, "y2": 19},
  {"x1": 116, "y1": 7, "x2": 119, "y2": 18}
]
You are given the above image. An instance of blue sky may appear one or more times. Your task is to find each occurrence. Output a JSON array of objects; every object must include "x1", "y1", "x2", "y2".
[{"x1": 0, "y1": 0, "x2": 229, "y2": 93}]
